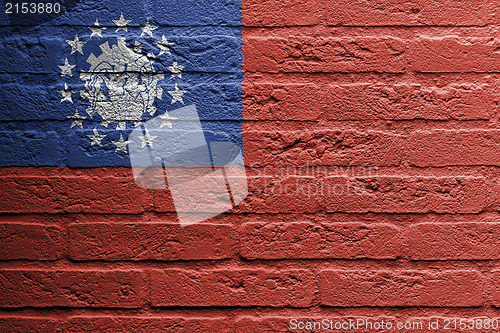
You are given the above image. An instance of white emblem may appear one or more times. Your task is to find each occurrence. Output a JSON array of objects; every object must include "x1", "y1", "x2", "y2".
[
  {"x1": 80, "y1": 38, "x2": 164, "y2": 130},
  {"x1": 58, "y1": 13, "x2": 186, "y2": 154}
]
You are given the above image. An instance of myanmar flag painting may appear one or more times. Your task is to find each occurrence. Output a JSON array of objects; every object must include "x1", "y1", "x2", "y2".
[{"x1": 1, "y1": 0, "x2": 500, "y2": 331}]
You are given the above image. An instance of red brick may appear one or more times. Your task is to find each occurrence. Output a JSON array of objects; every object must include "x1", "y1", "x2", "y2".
[
  {"x1": 0, "y1": 223, "x2": 64, "y2": 260},
  {"x1": 236, "y1": 317, "x2": 290, "y2": 332},
  {"x1": 244, "y1": 36, "x2": 406, "y2": 73},
  {"x1": 67, "y1": 317, "x2": 233, "y2": 333},
  {"x1": 319, "y1": 270, "x2": 485, "y2": 307},
  {"x1": 323, "y1": 83, "x2": 493, "y2": 121},
  {"x1": 410, "y1": 130, "x2": 500, "y2": 167},
  {"x1": 492, "y1": 270, "x2": 500, "y2": 307},
  {"x1": 321, "y1": 176, "x2": 489, "y2": 214},
  {"x1": 243, "y1": 0, "x2": 321, "y2": 26},
  {"x1": 411, "y1": 37, "x2": 500, "y2": 72},
  {"x1": 0, "y1": 270, "x2": 147, "y2": 308},
  {"x1": 244, "y1": 130, "x2": 404, "y2": 166},
  {"x1": 243, "y1": 82, "x2": 493, "y2": 121},
  {"x1": 236, "y1": 316, "x2": 399, "y2": 332},
  {"x1": 243, "y1": 83, "x2": 321, "y2": 121},
  {"x1": 408, "y1": 317, "x2": 500, "y2": 332},
  {"x1": 0, "y1": 317, "x2": 64, "y2": 333},
  {"x1": 69, "y1": 223, "x2": 236, "y2": 261},
  {"x1": 407, "y1": 223, "x2": 500, "y2": 260},
  {"x1": 0, "y1": 174, "x2": 145, "y2": 214},
  {"x1": 240, "y1": 222, "x2": 401, "y2": 259},
  {"x1": 151, "y1": 269, "x2": 314, "y2": 307},
  {"x1": 238, "y1": 175, "x2": 319, "y2": 213},
  {"x1": 328, "y1": 0, "x2": 490, "y2": 26}
]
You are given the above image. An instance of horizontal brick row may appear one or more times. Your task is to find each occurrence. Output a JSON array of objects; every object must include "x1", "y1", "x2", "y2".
[
  {"x1": 244, "y1": 130, "x2": 405, "y2": 167},
  {"x1": 244, "y1": 36, "x2": 500, "y2": 73},
  {"x1": 320, "y1": 270, "x2": 485, "y2": 307},
  {"x1": 1, "y1": 1, "x2": 245, "y2": 27},
  {"x1": 240, "y1": 222, "x2": 401, "y2": 260},
  {"x1": 0, "y1": 270, "x2": 147, "y2": 308},
  {"x1": 237, "y1": 316, "x2": 500, "y2": 332},
  {"x1": 151, "y1": 269, "x2": 314, "y2": 307},
  {"x1": 243, "y1": 0, "x2": 493, "y2": 27},
  {"x1": 0, "y1": 223, "x2": 65, "y2": 260},
  {"x1": 409, "y1": 130, "x2": 500, "y2": 167},
  {"x1": 1, "y1": 35, "x2": 241, "y2": 74},
  {"x1": 0, "y1": 168, "x2": 176, "y2": 213},
  {"x1": 0, "y1": 83, "x2": 242, "y2": 121},
  {"x1": 243, "y1": 0, "x2": 321, "y2": 26},
  {"x1": 244, "y1": 36, "x2": 407, "y2": 73},
  {"x1": 69, "y1": 223, "x2": 236, "y2": 261},
  {"x1": 243, "y1": 83, "x2": 494, "y2": 121},
  {"x1": 0, "y1": 269, "x2": 497, "y2": 308},
  {"x1": 0, "y1": 317, "x2": 231, "y2": 333},
  {"x1": 3, "y1": 316, "x2": 500, "y2": 333},
  {"x1": 3, "y1": 222, "x2": 500, "y2": 261},
  {"x1": 0, "y1": 171, "x2": 494, "y2": 214},
  {"x1": 0, "y1": 118, "x2": 500, "y2": 170},
  {"x1": 243, "y1": 129, "x2": 500, "y2": 167},
  {"x1": 242, "y1": 175, "x2": 490, "y2": 214},
  {"x1": 328, "y1": 0, "x2": 492, "y2": 27},
  {"x1": 2, "y1": 0, "x2": 494, "y2": 28},
  {"x1": 10, "y1": 127, "x2": 500, "y2": 167}
]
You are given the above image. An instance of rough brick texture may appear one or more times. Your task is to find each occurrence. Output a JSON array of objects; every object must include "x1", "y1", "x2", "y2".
[
  {"x1": 411, "y1": 37, "x2": 500, "y2": 72},
  {"x1": 322, "y1": 176, "x2": 490, "y2": 213},
  {"x1": 407, "y1": 223, "x2": 500, "y2": 260},
  {"x1": 244, "y1": 83, "x2": 494, "y2": 121},
  {"x1": 240, "y1": 222, "x2": 402, "y2": 259},
  {"x1": 0, "y1": 270, "x2": 147, "y2": 308},
  {"x1": 320, "y1": 270, "x2": 486, "y2": 307},
  {"x1": 0, "y1": 223, "x2": 65, "y2": 260},
  {"x1": 244, "y1": 36, "x2": 407, "y2": 73},
  {"x1": 69, "y1": 223, "x2": 236, "y2": 260},
  {"x1": 328, "y1": 0, "x2": 491, "y2": 26},
  {"x1": 151, "y1": 269, "x2": 314, "y2": 307},
  {"x1": 2, "y1": 0, "x2": 500, "y2": 330},
  {"x1": 410, "y1": 130, "x2": 500, "y2": 167},
  {"x1": 493, "y1": 270, "x2": 500, "y2": 307}
]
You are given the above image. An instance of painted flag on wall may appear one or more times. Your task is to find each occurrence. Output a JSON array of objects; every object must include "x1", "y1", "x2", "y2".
[
  {"x1": 2, "y1": 0, "x2": 500, "y2": 330},
  {"x1": 0, "y1": 0, "x2": 247, "y2": 222}
]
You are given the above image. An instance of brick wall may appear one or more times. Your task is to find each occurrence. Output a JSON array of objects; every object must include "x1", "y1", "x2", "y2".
[{"x1": 2, "y1": 0, "x2": 500, "y2": 332}]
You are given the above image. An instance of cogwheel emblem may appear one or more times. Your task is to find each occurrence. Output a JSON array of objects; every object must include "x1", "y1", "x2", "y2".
[
  {"x1": 58, "y1": 14, "x2": 185, "y2": 154},
  {"x1": 80, "y1": 38, "x2": 164, "y2": 130}
]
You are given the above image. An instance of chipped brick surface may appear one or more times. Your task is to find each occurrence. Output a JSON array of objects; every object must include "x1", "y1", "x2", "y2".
[{"x1": 1, "y1": 0, "x2": 499, "y2": 330}]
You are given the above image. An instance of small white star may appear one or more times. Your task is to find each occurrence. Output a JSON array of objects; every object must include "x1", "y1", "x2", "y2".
[
  {"x1": 58, "y1": 83, "x2": 76, "y2": 103},
  {"x1": 158, "y1": 112, "x2": 177, "y2": 129},
  {"x1": 87, "y1": 128, "x2": 106, "y2": 147},
  {"x1": 113, "y1": 13, "x2": 132, "y2": 32},
  {"x1": 168, "y1": 61, "x2": 184, "y2": 79},
  {"x1": 139, "y1": 128, "x2": 157, "y2": 148},
  {"x1": 66, "y1": 34, "x2": 86, "y2": 55},
  {"x1": 112, "y1": 135, "x2": 131, "y2": 153},
  {"x1": 133, "y1": 41, "x2": 144, "y2": 53},
  {"x1": 141, "y1": 20, "x2": 158, "y2": 37},
  {"x1": 59, "y1": 58, "x2": 75, "y2": 77},
  {"x1": 67, "y1": 110, "x2": 87, "y2": 129},
  {"x1": 156, "y1": 35, "x2": 174, "y2": 55},
  {"x1": 89, "y1": 19, "x2": 107, "y2": 38},
  {"x1": 168, "y1": 84, "x2": 186, "y2": 104}
]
